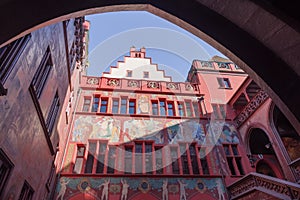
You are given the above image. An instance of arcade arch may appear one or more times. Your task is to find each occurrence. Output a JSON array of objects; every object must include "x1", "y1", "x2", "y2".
[{"x1": 0, "y1": 0, "x2": 299, "y2": 133}]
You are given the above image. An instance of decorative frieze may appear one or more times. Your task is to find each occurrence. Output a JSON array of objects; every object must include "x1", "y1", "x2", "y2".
[
  {"x1": 185, "y1": 84, "x2": 194, "y2": 91},
  {"x1": 235, "y1": 90, "x2": 269, "y2": 127},
  {"x1": 200, "y1": 61, "x2": 213, "y2": 68},
  {"x1": 107, "y1": 79, "x2": 120, "y2": 87},
  {"x1": 127, "y1": 80, "x2": 139, "y2": 88},
  {"x1": 167, "y1": 83, "x2": 179, "y2": 90},
  {"x1": 147, "y1": 81, "x2": 160, "y2": 89},
  {"x1": 86, "y1": 77, "x2": 99, "y2": 85}
]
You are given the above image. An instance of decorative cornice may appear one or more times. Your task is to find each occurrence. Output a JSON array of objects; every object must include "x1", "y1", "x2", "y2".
[{"x1": 228, "y1": 172, "x2": 300, "y2": 199}]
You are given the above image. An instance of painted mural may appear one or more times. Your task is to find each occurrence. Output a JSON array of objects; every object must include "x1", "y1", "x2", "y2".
[
  {"x1": 137, "y1": 95, "x2": 149, "y2": 114},
  {"x1": 206, "y1": 121, "x2": 240, "y2": 145},
  {"x1": 72, "y1": 116, "x2": 239, "y2": 146},
  {"x1": 55, "y1": 177, "x2": 227, "y2": 200},
  {"x1": 72, "y1": 116, "x2": 121, "y2": 143},
  {"x1": 123, "y1": 118, "x2": 164, "y2": 142}
]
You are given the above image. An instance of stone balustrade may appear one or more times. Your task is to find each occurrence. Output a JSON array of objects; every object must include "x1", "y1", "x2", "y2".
[{"x1": 228, "y1": 172, "x2": 300, "y2": 199}]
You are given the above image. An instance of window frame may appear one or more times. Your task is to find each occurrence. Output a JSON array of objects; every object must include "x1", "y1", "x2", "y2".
[
  {"x1": 30, "y1": 46, "x2": 53, "y2": 99},
  {"x1": 185, "y1": 101, "x2": 193, "y2": 117},
  {"x1": 126, "y1": 70, "x2": 133, "y2": 77},
  {"x1": 99, "y1": 98, "x2": 108, "y2": 113},
  {"x1": 91, "y1": 95, "x2": 100, "y2": 112},
  {"x1": 45, "y1": 91, "x2": 60, "y2": 136},
  {"x1": 19, "y1": 181, "x2": 34, "y2": 200},
  {"x1": 128, "y1": 99, "x2": 136, "y2": 115},
  {"x1": 120, "y1": 97, "x2": 128, "y2": 114},
  {"x1": 0, "y1": 34, "x2": 31, "y2": 84},
  {"x1": 177, "y1": 101, "x2": 185, "y2": 117},
  {"x1": 143, "y1": 71, "x2": 149, "y2": 78},
  {"x1": 82, "y1": 96, "x2": 91, "y2": 112},
  {"x1": 0, "y1": 149, "x2": 14, "y2": 197},
  {"x1": 112, "y1": 98, "x2": 119, "y2": 114},
  {"x1": 167, "y1": 101, "x2": 174, "y2": 116},
  {"x1": 151, "y1": 100, "x2": 158, "y2": 115},
  {"x1": 159, "y1": 99, "x2": 166, "y2": 116},
  {"x1": 73, "y1": 145, "x2": 86, "y2": 174},
  {"x1": 223, "y1": 144, "x2": 244, "y2": 176},
  {"x1": 217, "y1": 77, "x2": 232, "y2": 89}
]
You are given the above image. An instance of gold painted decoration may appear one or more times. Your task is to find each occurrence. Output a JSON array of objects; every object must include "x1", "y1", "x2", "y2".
[
  {"x1": 107, "y1": 79, "x2": 120, "y2": 86},
  {"x1": 78, "y1": 178, "x2": 91, "y2": 193},
  {"x1": 87, "y1": 77, "x2": 99, "y2": 85}
]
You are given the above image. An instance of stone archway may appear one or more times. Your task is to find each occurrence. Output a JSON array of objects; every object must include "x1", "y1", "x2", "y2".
[
  {"x1": 0, "y1": 0, "x2": 299, "y2": 132},
  {"x1": 248, "y1": 128, "x2": 284, "y2": 178}
]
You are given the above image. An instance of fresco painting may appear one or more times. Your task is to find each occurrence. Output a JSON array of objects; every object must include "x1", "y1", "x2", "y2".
[
  {"x1": 72, "y1": 116, "x2": 121, "y2": 143},
  {"x1": 137, "y1": 95, "x2": 149, "y2": 114},
  {"x1": 166, "y1": 120, "x2": 206, "y2": 144},
  {"x1": 123, "y1": 119, "x2": 164, "y2": 142},
  {"x1": 206, "y1": 122, "x2": 240, "y2": 144},
  {"x1": 72, "y1": 116, "x2": 239, "y2": 145},
  {"x1": 55, "y1": 177, "x2": 226, "y2": 200}
]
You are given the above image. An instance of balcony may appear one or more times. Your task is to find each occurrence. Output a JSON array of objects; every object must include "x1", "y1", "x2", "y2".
[
  {"x1": 81, "y1": 76, "x2": 201, "y2": 95},
  {"x1": 228, "y1": 172, "x2": 300, "y2": 199}
]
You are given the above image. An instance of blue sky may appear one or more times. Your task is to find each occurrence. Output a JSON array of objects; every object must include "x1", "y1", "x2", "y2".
[{"x1": 86, "y1": 11, "x2": 226, "y2": 81}]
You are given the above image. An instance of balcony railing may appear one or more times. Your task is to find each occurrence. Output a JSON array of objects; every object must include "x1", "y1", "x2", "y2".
[
  {"x1": 228, "y1": 172, "x2": 300, "y2": 200},
  {"x1": 81, "y1": 76, "x2": 201, "y2": 95},
  {"x1": 234, "y1": 90, "x2": 269, "y2": 127}
]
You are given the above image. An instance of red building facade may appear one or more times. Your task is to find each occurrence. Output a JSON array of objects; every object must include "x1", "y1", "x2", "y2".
[
  {"x1": 54, "y1": 47, "x2": 258, "y2": 200},
  {"x1": 1, "y1": 20, "x2": 300, "y2": 199}
]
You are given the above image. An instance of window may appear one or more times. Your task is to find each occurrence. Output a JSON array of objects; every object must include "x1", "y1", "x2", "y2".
[
  {"x1": 112, "y1": 99, "x2": 119, "y2": 114},
  {"x1": 0, "y1": 149, "x2": 14, "y2": 196},
  {"x1": 212, "y1": 104, "x2": 219, "y2": 119},
  {"x1": 155, "y1": 147, "x2": 163, "y2": 174},
  {"x1": 120, "y1": 98, "x2": 127, "y2": 114},
  {"x1": 223, "y1": 144, "x2": 244, "y2": 176},
  {"x1": 126, "y1": 70, "x2": 132, "y2": 77},
  {"x1": 145, "y1": 143, "x2": 153, "y2": 174},
  {"x1": 177, "y1": 102, "x2": 185, "y2": 116},
  {"x1": 85, "y1": 142, "x2": 96, "y2": 173},
  {"x1": 107, "y1": 146, "x2": 116, "y2": 174},
  {"x1": 180, "y1": 144, "x2": 190, "y2": 174},
  {"x1": 199, "y1": 148, "x2": 210, "y2": 175},
  {"x1": 167, "y1": 102, "x2": 174, "y2": 116},
  {"x1": 0, "y1": 34, "x2": 31, "y2": 84},
  {"x1": 19, "y1": 181, "x2": 34, "y2": 200},
  {"x1": 219, "y1": 105, "x2": 226, "y2": 119},
  {"x1": 217, "y1": 77, "x2": 231, "y2": 89},
  {"x1": 73, "y1": 145, "x2": 85, "y2": 174},
  {"x1": 152, "y1": 101, "x2": 158, "y2": 115},
  {"x1": 124, "y1": 146, "x2": 133, "y2": 174},
  {"x1": 92, "y1": 96, "x2": 99, "y2": 112},
  {"x1": 100, "y1": 98, "x2": 108, "y2": 113},
  {"x1": 69, "y1": 41, "x2": 76, "y2": 70},
  {"x1": 185, "y1": 101, "x2": 192, "y2": 117},
  {"x1": 96, "y1": 142, "x2": 107, "y2": 173},
  {"x1": 46, "y1": 92, "x2": 60, "y2": 135},
  {"x1": 30, "y1": 47, "x2": 53, "y2": 99},
  {"x1": 189, "y1": 145, "x2": 199, "y2": 174},
  {"x1": 129, "y1": 100, "x2": 136, "y2": 114},
  {"x1": 135, "y1": 143, "x2": 143, "y2": 174},
  {"x1": 193, "y1": 102, "x2": 201, "y2": 117},
  {"x1": 82, "y1": 97, "x2": 91, "y2": 112},
  {"x1": 159, "y1": 100, "x2": 166, "y2": 116},
  {"x1": 170, "y1": 147, "x2": 180, "y2": 174},
  {"x1": 143, "y1": 71, "x2": 149, "y2": 78}
]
